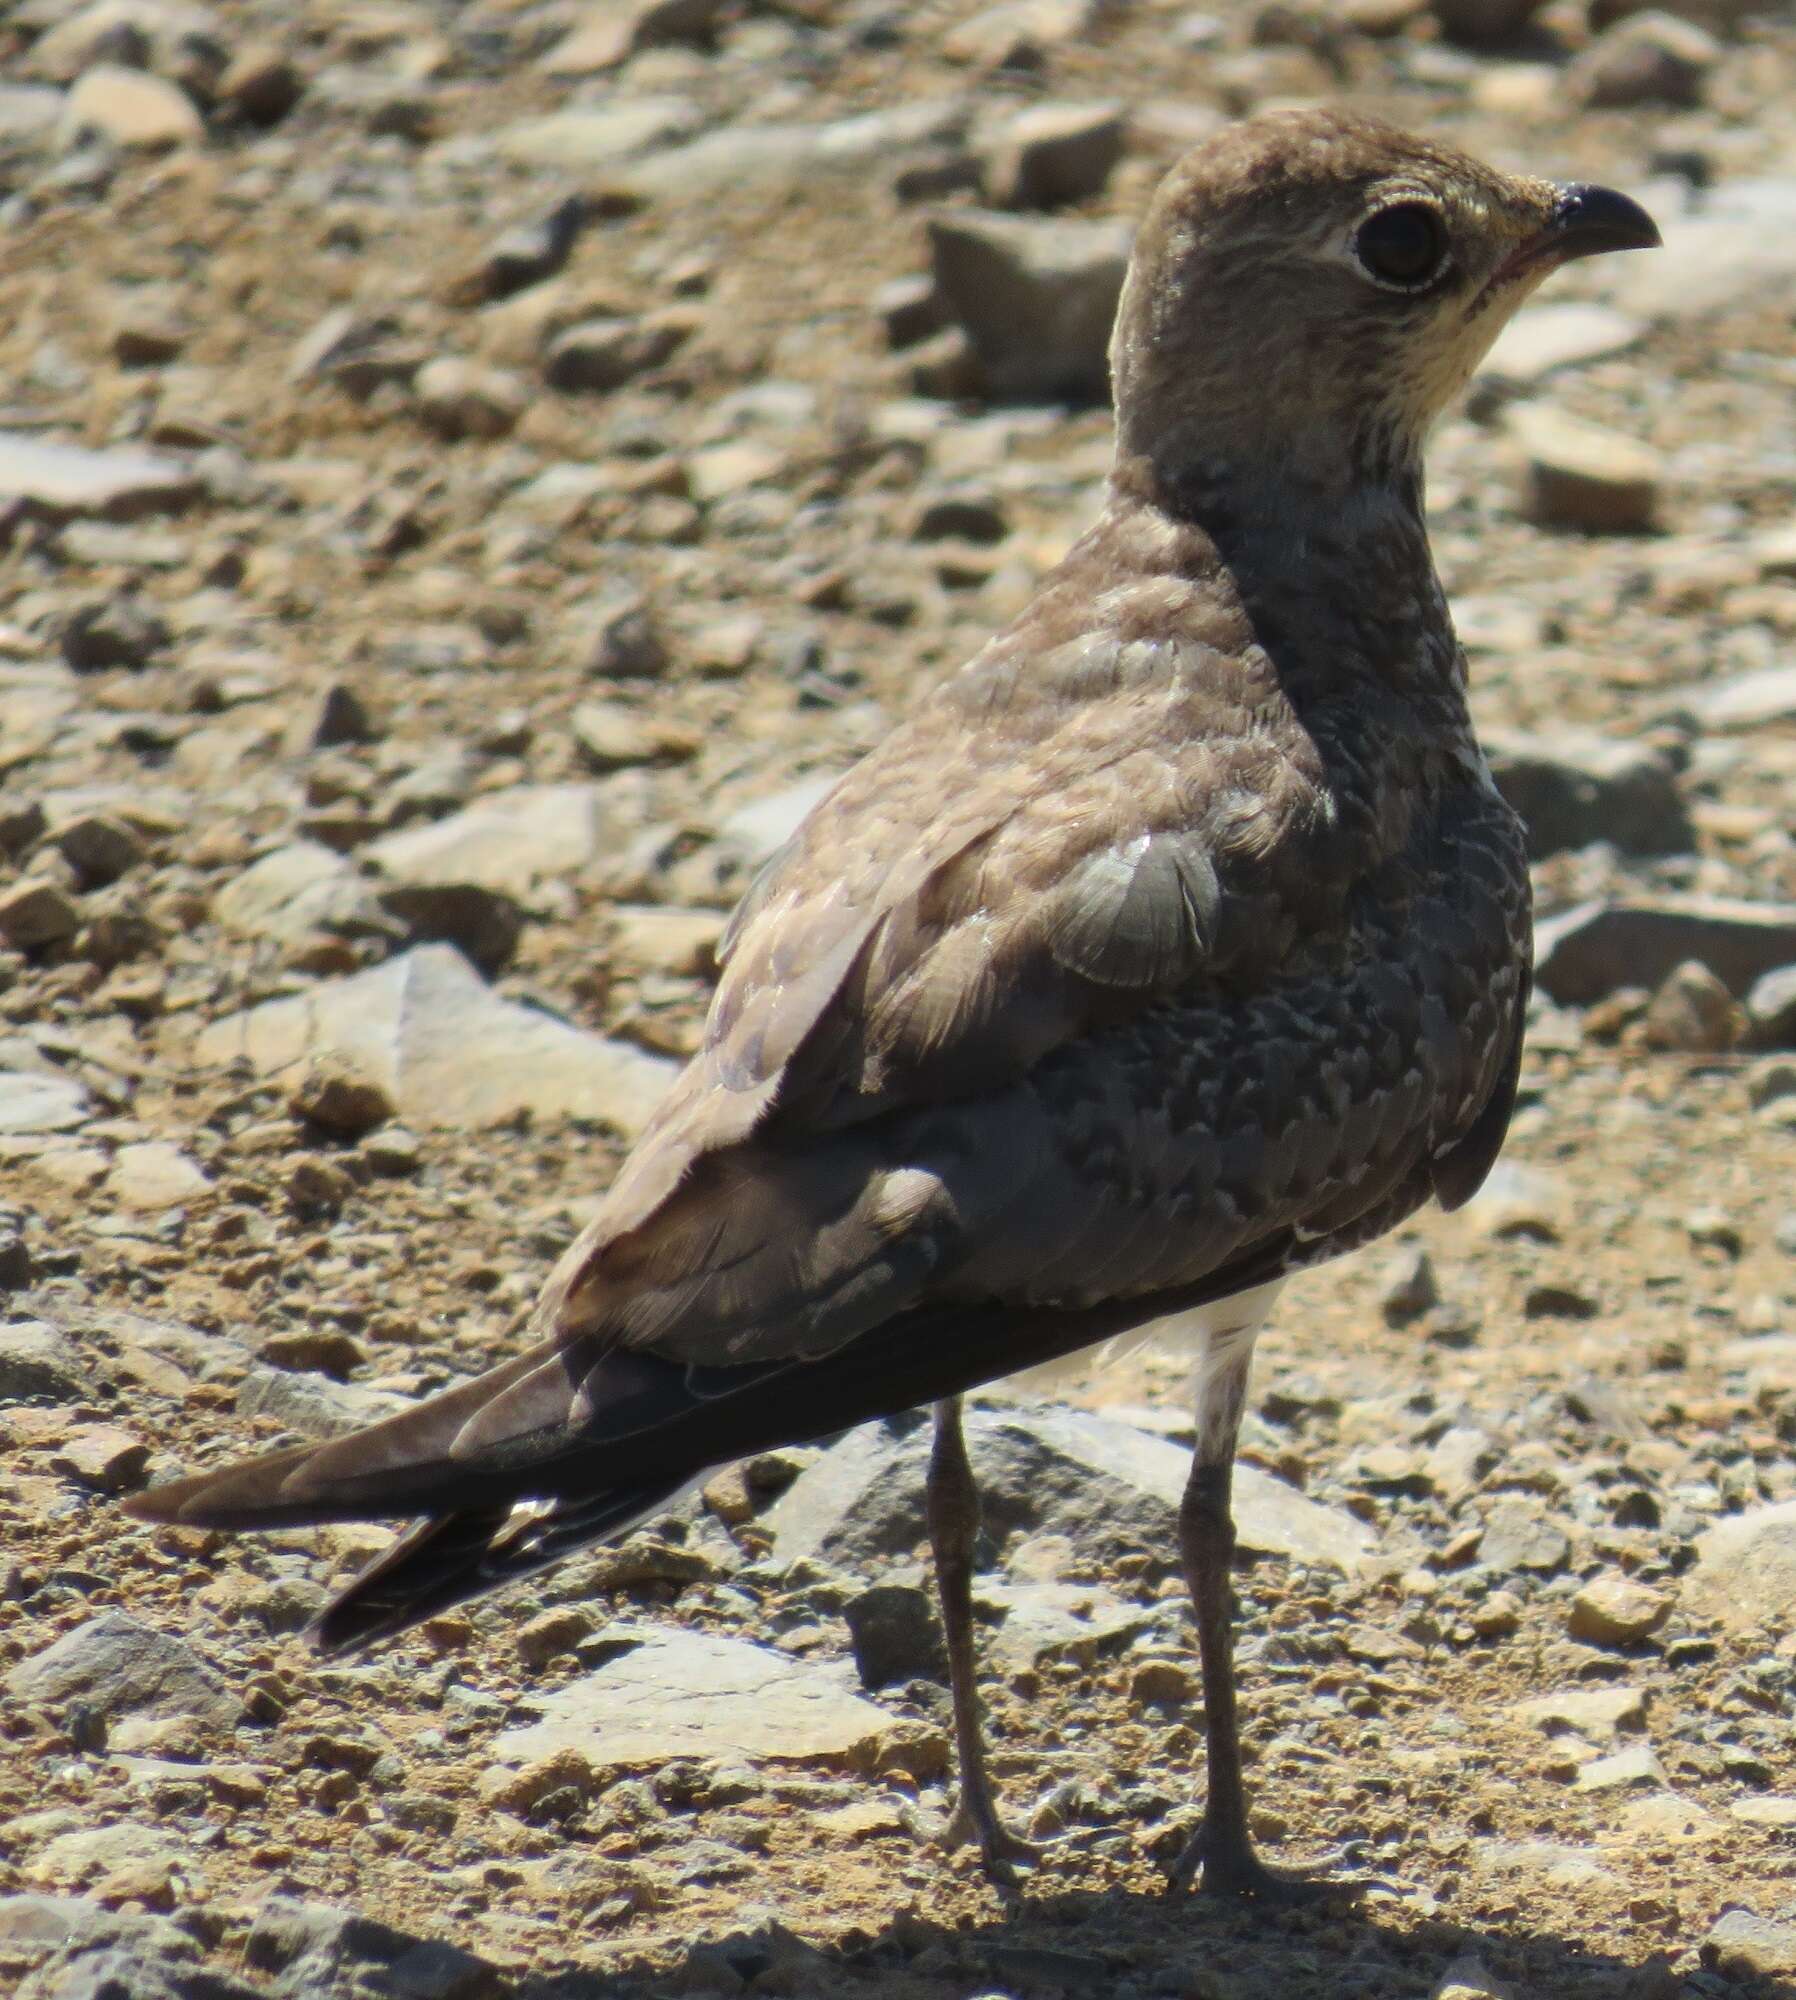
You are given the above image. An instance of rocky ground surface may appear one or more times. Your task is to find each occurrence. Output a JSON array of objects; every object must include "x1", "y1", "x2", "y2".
[{"x1": 3, "y1": 0, "x2": 1796, "y2": 1995}]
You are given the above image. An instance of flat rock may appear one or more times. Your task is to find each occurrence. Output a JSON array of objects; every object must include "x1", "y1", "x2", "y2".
[
  {"x1": 365, "y1": 784, "x2": 616, "y2": 896},
  {"x1": 1512, "y1": 1685, "x2": 1648, "y2": 1743},
  {"x1": 1573, "y1": 1742, "x2": 1667, "y2": 1791},
  {"x1": 1469, "y1": 1838, "x2": 1621, "y2": 1892},
  {"x1": 621, "y1": 100, "x2": 968, "y2": 202},
  {"x1": 1678, "y1": 663, "x2": 1796, "y2": 733},
  {"x1": 0, "y1": 435, "x2": 201, "y2": 527},
  {"x1": 1483, "y1": 726, "x2": 1689, "y2": 859},
  {"x1": 486, "y1": 96, "x2": 703, "y2": 169},
  {"x1": 3, "y1": 1611, "x2": 239, "y2": 1729},
  {"x1": 485, "y1": 1625, "x2": 922, "y2": 1785},
  {"x1": 195, "y1": 944, "x2": 675, "y2": 1137},
  {"x1": 764, "y1": 1404, "x2": 1373, "y2": 1575},
  {"x1": 981, "y1": 1576, "x2": 1149, "y2": 1671},
  {"x1": 1683, "y1": 1499, "x2": 1796, "y2": 1631},
  {"x1": 29, "y1": 1819, "x2": 188, "y2": 1891},
  {"x1": 1535, "y1": 897, "x2": 1796, "y2": 1004},
  {"x1": 108, "y1": 1141, "x2": 210, "y2": 1211},
  {"x1": 927, "y1": 209, "x2": 1131, "y2": 402},
  {"x1": 0, "y1": 1071, "x2": 93, "y2": 1135}
]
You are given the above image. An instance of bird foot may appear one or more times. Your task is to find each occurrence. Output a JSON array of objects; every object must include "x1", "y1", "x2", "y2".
[
  {"x1": 902, "y1": 1793, "x2": 1053, "y2": 1891},
  {"x1": 1166, "y1": 1822, "x2": 1376, "y2": 1908}
]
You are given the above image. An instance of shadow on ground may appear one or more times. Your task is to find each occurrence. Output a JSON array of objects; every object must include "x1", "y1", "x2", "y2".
[{"x1": 517, "y1": 1877, "x2": 1744, "y2": 2000}]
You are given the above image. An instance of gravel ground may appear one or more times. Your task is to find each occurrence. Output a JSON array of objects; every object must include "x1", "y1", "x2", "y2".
[{"x1": 4, "y1": 2, "x2": 1796, "y2": 1997}]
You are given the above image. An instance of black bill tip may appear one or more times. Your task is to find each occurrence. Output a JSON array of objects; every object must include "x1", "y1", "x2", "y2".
[{"x1": 1544, "y1": 182, "x2": 1663, "y2": 263}]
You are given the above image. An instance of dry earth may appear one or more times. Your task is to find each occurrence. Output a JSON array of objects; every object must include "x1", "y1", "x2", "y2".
[{"x1": 4, "y1": 2, "x2": 1796, "y2": 1998}]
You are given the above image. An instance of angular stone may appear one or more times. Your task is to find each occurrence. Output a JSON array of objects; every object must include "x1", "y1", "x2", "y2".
[
  {"x1": 1477, "y1": 1496, "x2": 1568, "y2": 1575},
  {"x1": 1512, "y1": 1680, "x2": 1640, "y2": 1744},
  {"x1": 1706, "y1": 1909, "x2": 1796, "y2": 1980},
  {"x1": 1573, "y1": 1742, "x2": 1667, "y2": 1791},
  {"x1": 1482, "y1": 727, "x2": 1689, "y2": 859},
  {"x1": 245, "y1": 1897, "x2": 507, "y2": 2000},
  {"x1": 979, "y1": 100, "x2": 1125, "y2": 210},
  {"x1": 213, "y1": 841, "x2": 391, "y2": 948},
  {"x1": 842, "y1": 1583, "x2": 945, "y2": 1689},
  {"x1": 1566, "y1": 1575, "x2": 1671, "y2": 1647},
  {"x1": 926, "y1": 210, "x2": 1132, "y2": 401},
  {"x1": 0, "y1": 1321, "x2": 86, "y2": 1403},
  {"x1": 1511, "y1": 405, "x2": 1661, "y2": 533},
  {"x1": 486, "y1": 1625, "x2": 926, "y2": 1783},
  {"x1": 365, "y1": 785, "x2": 615, "y2": 896},
  {"x1": 52, "y1": 813, "x2": 144, "y2": 887},
  {"x1": 982, "y1": 1576, "x2": 1148, "y2": 1672},
  {"x1": 764, "y1": 1404, "x2": 1374, "y2": 1575},
  {"x1": 1684, "y1": 1499, "x2": 1796, "y2": 1631},
  {"x1": 1534, "y1": 897, "x2": 1796, "y2": 1005},
  {"x1": 0, "y1": 435, "x2": 201, "y2": 526},
  {"x1": 0, "y1": 879, "x2": 79, "y2": 949},
  {"x1": 571, "y1": 702, "x2": 700, "y2": 773},
  {"x1": 194, "y1": 944, "x2": 676, "y2": 1137},
  {"x1": 3, "y1": 1611, "x2": 238, "y2": 1728}
]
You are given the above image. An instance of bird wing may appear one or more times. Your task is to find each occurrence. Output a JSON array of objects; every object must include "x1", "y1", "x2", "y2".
[{"x1": 127, "y1": 577, "x2": 1529, "y2": 1554}]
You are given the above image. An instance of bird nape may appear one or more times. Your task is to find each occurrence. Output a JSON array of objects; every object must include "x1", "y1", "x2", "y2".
[{"x1": 125, "y1": 107, "x2": 1658, "y2": 1906}]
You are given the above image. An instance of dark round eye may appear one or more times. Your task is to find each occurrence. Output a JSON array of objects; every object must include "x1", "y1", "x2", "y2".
[{"x1": 1354, "y1": 203, "x2": 1450, "y2": 290}]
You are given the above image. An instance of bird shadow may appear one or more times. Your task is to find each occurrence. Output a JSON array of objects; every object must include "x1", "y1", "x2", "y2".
[{"x1": 516, "y1": 1871, "x2": 1756, "y2": 2000}]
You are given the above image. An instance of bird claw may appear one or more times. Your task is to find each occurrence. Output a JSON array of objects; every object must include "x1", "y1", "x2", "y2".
[
  {"x1": 1166, "y1": 1822, "x2": 1381, "y2": 1908},
  {"x1": 902, "y1": 1795, "x2": 1053, "y2": 1891}
]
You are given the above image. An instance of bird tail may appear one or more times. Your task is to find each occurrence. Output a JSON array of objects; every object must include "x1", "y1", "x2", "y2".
[{"x1": 308, "y1": 1476, "x2": 697, "y2": 1654}]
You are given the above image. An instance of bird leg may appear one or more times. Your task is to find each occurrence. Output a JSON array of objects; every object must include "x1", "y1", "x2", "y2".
[
  {"x1": 918, "y1": 1394, "x2": 1044, "y2": 1885},
  {"x1": 1167, "y1": 1321, "x2": 1346, "y2": 1906}
]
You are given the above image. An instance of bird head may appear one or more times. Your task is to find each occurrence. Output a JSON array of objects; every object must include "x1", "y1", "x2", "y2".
[{"x1": 1111, "y1": 109, "x2": 1659, "y2": 509}]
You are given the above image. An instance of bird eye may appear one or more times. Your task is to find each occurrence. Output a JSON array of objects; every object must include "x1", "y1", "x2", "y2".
[{"x1": 1354, "y1": 202, "x2": 1450, "y2": 290}]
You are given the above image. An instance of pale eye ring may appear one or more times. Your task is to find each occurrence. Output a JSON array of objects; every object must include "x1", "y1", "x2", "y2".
[{"x1": 1354, "y1": 202, "x2": 1451, "y2": 291}]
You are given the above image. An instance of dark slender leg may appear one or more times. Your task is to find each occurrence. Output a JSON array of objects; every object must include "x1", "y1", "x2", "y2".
[
  {"x1": 923, "y1": 1394, "x2": 1042, "y2": 1884},
  {"x1": 1167, "y1": 1323, "x2": 1353, "y2": 1905}
]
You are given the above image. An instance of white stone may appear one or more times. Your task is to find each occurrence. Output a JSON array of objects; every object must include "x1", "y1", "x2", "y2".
[
  {"x1": 485, "y1": 1625, "x2": 920, "y2": 1784},
  {"x1": 194, "y1": 944, "x2": 676, "y2": 1137}
]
